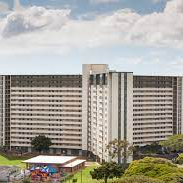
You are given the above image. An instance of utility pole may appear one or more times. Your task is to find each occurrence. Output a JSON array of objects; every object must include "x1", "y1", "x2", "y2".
[{"x1": 81, "y1": 169, "x2": 82, "y2": 183}]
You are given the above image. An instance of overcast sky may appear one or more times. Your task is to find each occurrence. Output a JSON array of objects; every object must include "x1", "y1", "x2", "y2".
[{"x1": 0, "y1": 0, "x2": 183, "y2": 75}]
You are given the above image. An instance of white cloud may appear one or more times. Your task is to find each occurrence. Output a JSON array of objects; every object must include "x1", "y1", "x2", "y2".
[
  {"x1": 0, "y1": 1, "x2": 9, "y2": 12},
  {"x1": 0, "y1": 0, "x2": 183, "y2": 55},
  {"x1": 90, "y1": 0, "x2": 119, "y2": 4},
  {"x1": 117, "y1": 57, "x2": 144, "y2": 65},
  {"x1": 1, "y1": 6, "x2": 70, "y2": 37},
  {"x1": 126, "y1": 0, "x2": 183, "y2": 47}
]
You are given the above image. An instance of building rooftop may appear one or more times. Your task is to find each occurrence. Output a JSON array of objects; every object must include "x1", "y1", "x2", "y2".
[
  {"x1": 23, "y1": 155, "x2": 77, "y2": 165},
  {"x1": 62, "y1": 159, "x2": 86, "y2": 168}
]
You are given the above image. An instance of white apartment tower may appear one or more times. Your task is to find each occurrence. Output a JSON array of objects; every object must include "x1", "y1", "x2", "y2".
[
  {"x1": 82, "y1": 64, "x2": 109, "y2": 156},
  {"x1": 82, "y1": 65, "x2": 133, "y2": 162}
]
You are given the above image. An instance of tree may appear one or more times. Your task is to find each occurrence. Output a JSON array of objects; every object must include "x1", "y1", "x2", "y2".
[
  {"x1": 159, "y1": 135, "x2": 183, "y2": 153},
  {"x1": 90, "y1": 161, "x2": 124, "y2": 183},
  {"x1": 136, "y1": 143, "x2": 163, "y2": 154},
  {"x1": 124, "y1": 157, "x2": 183, "y2": 183},
  {"x1": 106, "y1": 139, "x2": 133, "y2": 164},
  {"x1": 31, "y1": 135, "x2": 52, "y2": 154}
]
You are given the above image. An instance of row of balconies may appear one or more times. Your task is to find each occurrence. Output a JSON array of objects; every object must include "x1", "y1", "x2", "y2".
[
  {"x1": 10, "y1": 115, "x2": 81, "y2": 120},
  {"x1": 11, "y1": 129, "x2": 81, "y2": 134},
  {"x1": 11, "y1": 125, "x2": 81, "y2": 130},
  {"x1": 133, "y1": 123, "x2": 172, "y2": 128},
  {"x1": 10, "y1": 120, "x2": 81, "y2": 125},
  {"x1": 10, "y1": 143, "x2": 81, "y2": 149},
  {"x1": 133, "y1": 88, "x2": 173, "y2": 91},
  {"x1": 133, "y1": 132, "x2": 173, "y2": 138},
  {"x1": 11, "y1": 87, "x2": 82, "y2": 90},
  {"x1": 11, "y1": 101, "x2": 81, "y2": 105},
  {"x1": 133, "y1": 114, "x2": 173, "y2": 119},
  {"x1": 11, "y1": 110, "x2": 81, "y2": 115},
  {"x1": 133, "y1": 128, "x2": 173, "y2": 133},
  {"x1": 11, "y1": 92, "x2": 82, "y2": 95},
  {"x1": 11, "y1": 96, "x2": 82, "y2": 101},
  {"x1": 11, "y1": 106, "x2": 82, "y2": 110},
  {"x1": 11, "y1": 134, "x2": 82, "y2": 139},
  {"x1": 11, "y1": 138, "x2": 82, "y2": 144}
]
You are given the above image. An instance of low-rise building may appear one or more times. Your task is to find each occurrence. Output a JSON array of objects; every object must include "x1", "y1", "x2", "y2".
[{"x1": 23, "y1": 155, "x2": 86, "y2": 173}]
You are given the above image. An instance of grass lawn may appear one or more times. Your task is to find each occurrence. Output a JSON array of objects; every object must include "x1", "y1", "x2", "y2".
[
  {"x1": 72, "y1": 163, "x2": 99, "y2": 183},
  {"x1": 0, "y1": 154, "x2": 26, "y2": 168},
  {"x1": 71, "y1": 163, "x2": 119, "y2": 183},
  {"x1": 71, "y1": 163, "x2": 116, "y2": 183}
]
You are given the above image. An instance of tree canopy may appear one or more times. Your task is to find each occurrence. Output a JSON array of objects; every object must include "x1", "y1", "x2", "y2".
[
  {"x1": 159, "y1": 135, "x2": 183, "y2": 153},
  {"x1": 135, "y1": 143, "x2": 163, "y2": 154},
  {"x1": 90, "y1": 161, "x2": 124, "y2": 183},
  {"x1": 106, "y1": 139, "x2": 133, "y2": 164},
  {"x1": 31, "y1": 135, "x2": 52, "y2": 153},
  {"x1": 124, "y1": 157, "x2": 183, "y2": 183}
]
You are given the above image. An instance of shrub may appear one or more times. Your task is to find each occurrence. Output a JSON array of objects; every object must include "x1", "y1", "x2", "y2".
[
  {"x1": 72, "y1": 178, "x2": 77, "y2": 183},
  {"x1": 160, "y1": 173, "x2": 183, "y2": 183},
  {"x1": 23, "y1": 178, "x2": 31, "y2": 183}
]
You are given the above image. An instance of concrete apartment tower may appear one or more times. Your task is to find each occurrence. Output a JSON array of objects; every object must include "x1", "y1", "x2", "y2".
[
  {"x1": 133, "y1": 76, "x2": 183, "y2": 146},
  {"x1": 1, "y1": 75, "x2": 83, "y2": 155},
  {"x1": 82, "y1": 64, "x2": 133, "y2": 163},
  {"x1": 82, "y1": 64, "x2": 109, "y2": 156}
]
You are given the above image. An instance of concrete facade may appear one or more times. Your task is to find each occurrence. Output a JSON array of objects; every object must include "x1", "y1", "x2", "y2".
[
  {"x1": 82, "y1": 64, "x2": 109, "y2": 156},
  {"x1": 3, "y1": 75, "x2": 83, "y2": 155},
  {"x1": 133, "y1": 76, "x2": 183, "y2": 146},
  {"x1": 85, "y1": 69, "x2": 133, "y2": 162}
]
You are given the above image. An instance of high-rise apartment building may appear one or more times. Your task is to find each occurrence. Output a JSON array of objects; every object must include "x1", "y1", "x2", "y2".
[
  {"x1": 82, "y1": 66, "x2": 133, "y2": 162},
  {"x1": 0, "y1": 64, "x2": 182, "y2": 162},
  {"x1": 0, "y1": 75, "x2": 83, "y2": 155},
  {"x1": 82, "y1": 65, "x2": 183, "y2": 162},
  {"x1": 133, "y1": 76, "x2": 183, "y2": 146}
]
